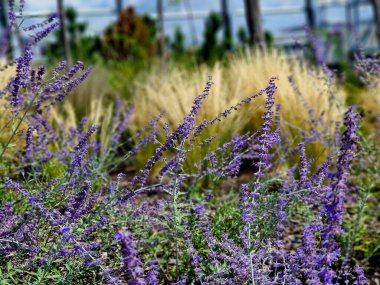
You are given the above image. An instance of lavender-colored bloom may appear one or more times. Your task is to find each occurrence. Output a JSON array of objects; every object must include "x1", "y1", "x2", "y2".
[
  {"x1": 52, "y1": 60, "x2": 68, "y2": 77},
  {"x1": 107, "y1": 277, "x2": 123, "y2": 284},
  {"x1": 318, "y1": 108, "x2": 360, "y2": 281},
  {"x1": 22, "y1": 13, "x2": 59, "y2": 31},
  {"x1": 27, "y1": 21, "x2": 60, "y2": 46},
  {"x1": 298, "y1": 142, "x2": 310, "y2": 187},
  {"x1": 188, "y1": 76, "x2": 213, "y2": 118},
  {"x1": 183, "y1": 222, "x2": 203, "y2": 276},
  {"x1": 240, "y1": 184, "x2": 260, "y2": 225},
  {"x1": 354, "y1": 50, "x2": 380, "y2": 87},
  {"x1": 7, "y1": 48, "x2": 32, "y2": 109},
  {"x1": 68, "y1": 125, "x2": 98, "y2": 174},
  {"x1": 290, "y1": 107, "x2": 362, "y2": 284},
  {"x1": 131, "y1": 78, "x2": 214, "y2": 185},
  {"x1": 252, "y1": 78, "x2": 279, "y2": 178},
  {"x1": 86, "y1": 258, "x2": 103, "y2": 267},
  {"x1": 353, "y1": 265, "x2": 367, "y2": 285},
  {"x1": 25, "y1": 127, "x2": 34, "y2": 156},
  {"x1": 62, "y1": 61, "x2": 85, "y2": 81},
  {"x1": 7, "y1": 0, "x2": 17, "y2": 27},
  {"x1": 65, "y1": 66, "x2": 93, "y2": 94},
  {"x1": 115, "y1": 230, "x2": 145, "y2": 284},
  {"x1": 60, "y1": 227, "x2": 71, "y2": 234},
  {"x1": 111, "y1": 103, "x2": 134, "y2": 148},
  {"x1": 145, "y1": 260, "x2": 159, "y2": 285},
  {"x1": 310, "y1": 154, "x2": 332, "y2": 187},
  {"x1": 209, "y1": 78, "x2": 275, "y2": 126},
  {"x1": 304, "y1": 24, "x2": 326, "y2": 66},
  {"x1": 19, "y1": 0, "x2": 25, "y2": 15}
]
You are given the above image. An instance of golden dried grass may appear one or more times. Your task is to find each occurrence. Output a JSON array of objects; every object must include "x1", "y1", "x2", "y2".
[
  {"x1": 355, "y1": 85, "x2": 380, "y2": 134},
  {"x1": 0, "y1": 65, "x2": 14, "y2": 89},
  {"x1": 131, "y1": 49, "x2": 346, "y2": 171},
  {"x1": 0, "y1": 66, "x2": 27, "y2": 160},
  {"x1": 50, "y1": 67, "x2": 115, "y2": 153}
]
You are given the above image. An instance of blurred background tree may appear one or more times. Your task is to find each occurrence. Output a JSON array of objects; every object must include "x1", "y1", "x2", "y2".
[
  {"x1": 221, "y1": 0, "x2": 233, "y2": 51},
  {"x1": 244, "y1": 0, "x2": 264, "y2": 48},
  {"x1": 370, "y1": 0, "x2": 380, "y2": 46},
  {"x1": 199, "y1": 11, "x2": 223, "y2": 63},
  {"x1": 171, "y1": 26, "x2": 185, "y2": 57},
  {"x1": 103, "y1": 6, "x2": 156, "y2": 61},
  {"x1": 44, "y1": 6, "x2": 101, "y2": 62}
]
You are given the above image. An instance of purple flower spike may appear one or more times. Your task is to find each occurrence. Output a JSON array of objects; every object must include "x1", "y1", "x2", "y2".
[{"x1": 115, "y1": 230, "x2": 145, "y2": 284}]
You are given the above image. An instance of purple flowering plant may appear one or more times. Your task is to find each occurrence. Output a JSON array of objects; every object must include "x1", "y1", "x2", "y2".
[{"x1": 0, "y1": 1, "x2": 376, "y2": 284}]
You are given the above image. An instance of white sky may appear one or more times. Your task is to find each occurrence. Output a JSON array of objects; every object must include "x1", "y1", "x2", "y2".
[{"x1": 14, "y1": 0, "x2": 375, "y2": 45}]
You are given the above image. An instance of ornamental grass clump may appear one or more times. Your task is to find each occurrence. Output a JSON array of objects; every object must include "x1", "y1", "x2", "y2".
[
  {"x1": 131, "y1": 49, "x2": 346, "y2": 172},
  {"x1": 0, "y1": 1, "x2": 373, "y2": 284},
  {"x1": 353, "y1": 51, "x2": 380, "y2": 134}
]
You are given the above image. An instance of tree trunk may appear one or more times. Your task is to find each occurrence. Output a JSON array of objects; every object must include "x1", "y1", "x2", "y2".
[
  {"x1": 57, "y1": 0, "x2": 70, "y2": 62},
  {"x1": 221, "y1": 0, "x2": 232, "y2": 50},
  {"x1": 157, "y1": 0, "x2": 165, "y2": 57},
  {"x1": 371, "y1": 0, "x2": 380, "y2": 47},
  {"x1": 0, "y1": 0, "x2": 13, "y2": 61},
  {"x1": 305, "y1": 0, "x2": 316, "y2": 29},
  {"x1": 244, "y1": 0, "x2": 264, "y2": 48}
]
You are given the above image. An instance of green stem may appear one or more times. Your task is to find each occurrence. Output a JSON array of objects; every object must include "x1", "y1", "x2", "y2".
[
  {"x1": 0, "y1": 92, "x2": 39, "y2": 160},
  {"x1": 248, "y1": 223, "x2": 255, "y2": 285},
  {"x1": 172, "y1": 177, "x2": 180, "y2": 280}
]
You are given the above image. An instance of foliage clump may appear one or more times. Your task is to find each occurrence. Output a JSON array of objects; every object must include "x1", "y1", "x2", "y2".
[{"x1": 103, "y1": 6, "x2": 156, "y2": 61}]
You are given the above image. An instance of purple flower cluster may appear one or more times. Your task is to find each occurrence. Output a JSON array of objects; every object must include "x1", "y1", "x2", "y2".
[
  {"x1": 354, "y1": 49, "x2": 380, "y2": 88},
  {"x1": 0, "y1": 1, "x2": 371, "y2": 284},
  {"x1": 114, "y1": 231, "x2": 145, "y2": 284}
]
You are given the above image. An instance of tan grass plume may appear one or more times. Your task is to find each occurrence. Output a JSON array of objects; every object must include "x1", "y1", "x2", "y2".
[{"x1": 131, "y1": 49, "x2": 346, "y2": 171}]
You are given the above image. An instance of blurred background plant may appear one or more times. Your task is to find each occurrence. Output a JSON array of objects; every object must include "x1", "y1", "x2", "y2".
[
  {"x1": 103, "y1": 6, "x2": 157, "y2": 61},
  {"x1": 44, "y1": 7, "x2": 102, "y2": 63}
]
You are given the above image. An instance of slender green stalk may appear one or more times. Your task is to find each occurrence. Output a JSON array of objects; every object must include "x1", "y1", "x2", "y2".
[
  {"x1": 172, "y1": 182, "x2": 180, "y2": 280},
  {"x1": 0, "y1": 92, "x2": 39, "y2": 160},
  {"x1": 248, "y1": 223, "x2": 255, "y2": 285}
]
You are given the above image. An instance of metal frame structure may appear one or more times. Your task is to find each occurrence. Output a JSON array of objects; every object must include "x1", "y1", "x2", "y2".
[
  {"x1": 317, "y1": 0, "x2": 378, "y2": 61},
  {"x1": 0, "y1": 0, "x2": 378, "y2": 61}
]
